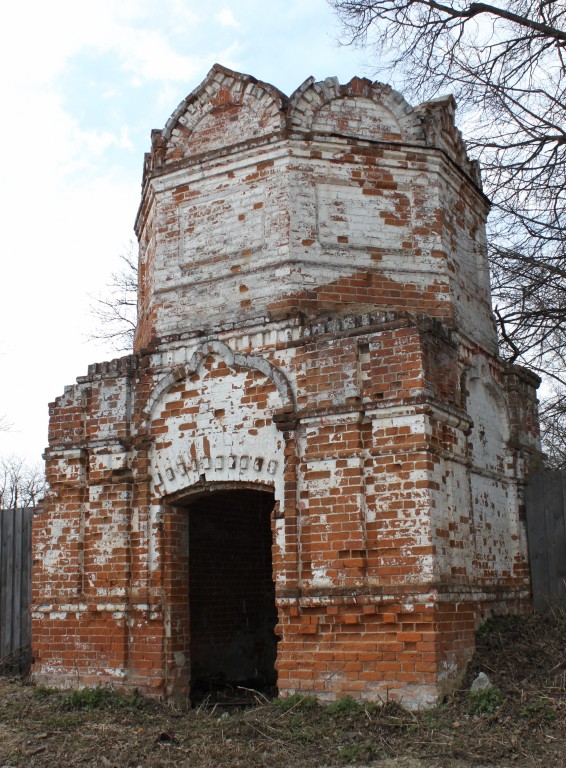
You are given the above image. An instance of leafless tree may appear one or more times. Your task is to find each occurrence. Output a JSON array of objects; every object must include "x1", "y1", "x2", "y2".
[
  {"x1": 0, "y1": 455, "x2": 46, "y2": 509},
  {"x1": 90, "y1": 242, "x2": 138, "y2": 352},
  {"x1": 329, "y1": 0, "x2": 566, "y2": 466},
  {"x1": 539, "y1": 388, "x2": 566, "y2": 470}
]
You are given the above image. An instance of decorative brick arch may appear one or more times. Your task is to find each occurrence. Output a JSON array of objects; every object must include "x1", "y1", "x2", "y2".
[
  {"x1": 152, "y1": 64, "x2": 287, "y2": 165},
  {"x1": 146, "y1": 340, "x2": 293, "y2": 504},
  {"x1": 146, "y1": 340, "x2": 295, "y2": 423},
  {"x1": 287, "y1": 75, "x2": 423, "y2": 142}
]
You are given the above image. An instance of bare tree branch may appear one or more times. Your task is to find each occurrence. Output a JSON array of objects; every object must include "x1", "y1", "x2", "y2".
[
  {"x1": 0, "y1": 455, "x2": 47, "y2": 509},
  {"x1": 89, "y1": 242, "x2": 138, "y2": 352},
  {"x1": 329, "y1": 0, "x2": 566, "y2": 467}
]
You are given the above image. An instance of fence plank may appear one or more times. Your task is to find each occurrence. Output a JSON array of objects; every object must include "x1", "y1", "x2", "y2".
[
  {"x1": 556, "y1": 476, "x2": 566, "y2": 606},
  {"x1": 526, "y1": 472, "x2": 566, "y2": 613},
  {"x1": 0, "y1": 508, "x2": 33, "y2": 672},
  {"x1": 11, "y1": 508, "x2": 23, "y2": 654},
  {"x1": 20, "y1": 509, "x2": 32, "y2": 653},
  {"x1": 1, "y1": 511, "x2": 15, "y2": 659},
  {"x1": 0, "y1": 514, "x2": 3, "y2": 650},
  {"x1": 525, "y1": 474, "x2": 550, "y2": 613}
]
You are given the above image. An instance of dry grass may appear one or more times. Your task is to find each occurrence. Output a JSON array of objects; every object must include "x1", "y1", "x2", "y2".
[{"x1": 0, "y1": 612, "x2": 565, "y2": 768}]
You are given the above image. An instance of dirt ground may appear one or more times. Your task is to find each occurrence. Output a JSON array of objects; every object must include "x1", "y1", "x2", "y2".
[{"x1": 1, "y1": 613, "x2": 565, "y2": 768}]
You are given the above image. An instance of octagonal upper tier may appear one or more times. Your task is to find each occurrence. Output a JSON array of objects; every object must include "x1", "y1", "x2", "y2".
[{"x1": 134, "y1": 64, "x2": 494, "y2": 352}]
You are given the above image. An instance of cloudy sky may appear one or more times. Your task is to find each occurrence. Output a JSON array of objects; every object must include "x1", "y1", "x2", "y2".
[{"x1": 0, "y1": 0, "x2": 379, "y2": 465}]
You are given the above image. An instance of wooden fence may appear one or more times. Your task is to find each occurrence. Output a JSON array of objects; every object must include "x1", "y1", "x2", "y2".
[
  {"x1": 0, "y1": 507, "x2": 33, "y2": 673},
  {"x1": 525, "y1": 472, "x2": 566, "y2": 613}
]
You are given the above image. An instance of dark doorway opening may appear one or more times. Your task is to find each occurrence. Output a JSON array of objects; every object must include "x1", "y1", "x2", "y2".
[{"x1": 187, "y1": 488, "x2": 278, "y2": 702}]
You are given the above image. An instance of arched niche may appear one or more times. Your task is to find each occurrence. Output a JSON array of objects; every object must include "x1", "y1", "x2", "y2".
[
  {"x1": 465, "y1": 357, "x2": 519, "y2": 579},
  {"x1": 159, "y1": 64, "x2": 287, "y2": 164},
  {"x1": 465, "y1": 357, "x2": 511, "y2": 475},
  {"x1": 287, "y1": 76, "x2": 423, "y2": 143}
]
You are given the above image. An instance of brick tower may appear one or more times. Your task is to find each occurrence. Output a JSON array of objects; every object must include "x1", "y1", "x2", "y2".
[{"x1": 33, "y1": 65, "x2": 541, "y2": 708}]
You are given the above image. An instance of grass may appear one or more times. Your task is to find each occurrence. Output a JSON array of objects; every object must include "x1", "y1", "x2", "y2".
[
  {"x1": 271, "y1": 693, "x2": 318, "y2": 711},
  {"x1": 61, "y1": 686, "x2": 146, "y2": 711},
  {"x1": 40, "y1": 712, "x2": 84, "y2": 729},
  {"x1": 327, "y1": 695, "x2": 366, "y2": 716},
  {"x1": 32, "y1": 685, "x2": 60, "y2": 699},
  {"x1": 520, "y1": 698, "x2": 557, "y2": 723},
  {"x1": 467, "y1": 686, "x2": 504, "y2": 714},
  {"x1": 338, "y1": 740, "x2": 381, "y2": 763}
]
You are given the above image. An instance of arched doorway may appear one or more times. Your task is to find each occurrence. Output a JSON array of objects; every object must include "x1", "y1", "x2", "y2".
[{"x1": 179, "y1": 487, "x2": 278, "y2": 700}]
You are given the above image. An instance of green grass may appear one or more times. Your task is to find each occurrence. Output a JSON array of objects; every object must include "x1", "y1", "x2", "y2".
[
  {"x1": 61, "y1": 685, "x2": 145, "y2": 711},
  {"x1": 32, "y1": 685, "x2": 60, "y2": 699},
  {"x1": 327, "y1": 696, "x2": 366, "y2": 716},
  {"x1": 40, "y1": 712, "x2": 84, "y2": 729},
  {"x1": 420, "y1": 702, "x2": 447, "y2": 726},
  {"x1": 338, "y1": 740, "x2": 380, "y2": 763},
  {"x1": 468, "y1": 686, "x2": 504, "y2": 715},
  {"x1": 520, "y1": 699, "x2": 556, "y2": 722},
  {"x1": 271, "y1": 693, "x2": 319, "y2": 712}
]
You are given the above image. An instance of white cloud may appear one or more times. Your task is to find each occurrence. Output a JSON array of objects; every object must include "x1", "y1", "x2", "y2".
[{"x1": 216, "y1": 9, "x2": 241, "y2": 29}]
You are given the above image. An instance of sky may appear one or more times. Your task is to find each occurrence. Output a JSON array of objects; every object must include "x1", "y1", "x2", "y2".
[{"x1": 0, "y1": 0, "x2": 378, "y2": 467}]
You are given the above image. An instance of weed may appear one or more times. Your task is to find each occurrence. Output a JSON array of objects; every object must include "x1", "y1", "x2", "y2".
[
  {"x1": 289, "y1": 712, "x2": 305, "y2": 728},
  {"x1": 4, "y1": 699, "x2": 26, "y2": 714},
  {"x1": 62, "y1": 687, "x2": 114, "y2": 710},
  {"x1": 468, "y1": 686, "x2": 504, "y2": 715},
  {"x1": 292, "y1": 727, "x2": 319, "y2": 744},
  {"x1": 271, "y1": 693, "x2": 318, "y2": 712},
  {"x1": 32, "y1": 685, "x2": 59, "y2": 699},
  {"x1": 477, "y1": 615, "x2": 521, "y2": 637},
  {"x1": 5, "y1": 754, "x2": 26, "y2": 765},
  {"x1": 61, "y1": 686, "x2": 145, "y2": 711},
  {"x1": 520, "y1": 699, "x2": 556, "y2": 722},
  {"x1": 338, "y1": 740, "x2": 378, "y2": 763},
  {"x1": 420, "y1": 703, "x2": 447, "y2": 726},
  {"x1": 41, "y1": 712, "x2": 83, "y2": 729},
  {"x1": 327, "y1": 696, "x2": 364, "y2": 716}
]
